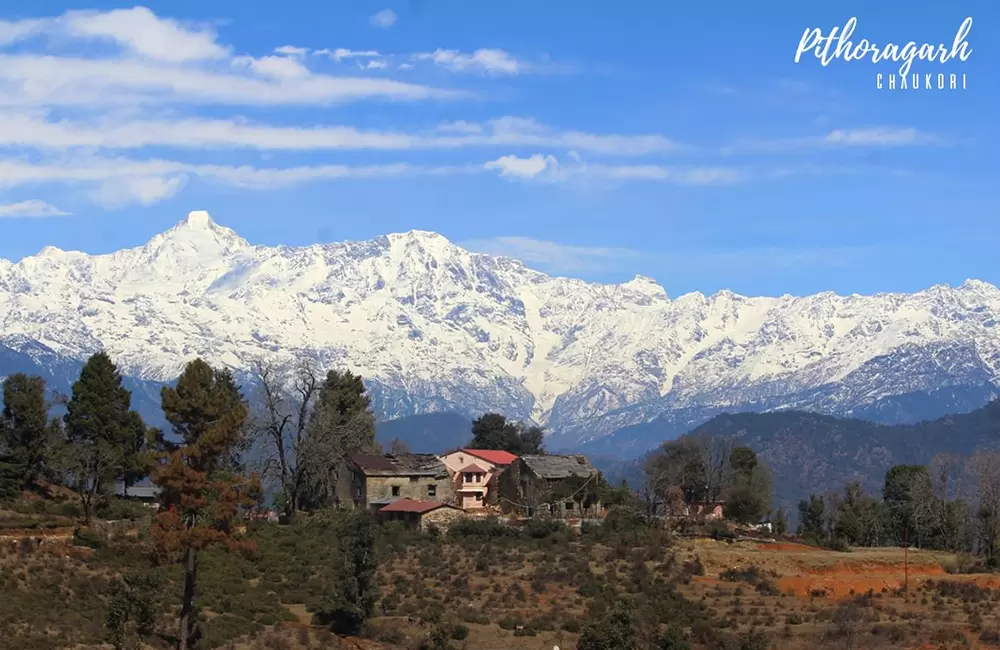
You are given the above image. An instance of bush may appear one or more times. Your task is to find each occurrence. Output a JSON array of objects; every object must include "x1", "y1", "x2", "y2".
[
  {"x1": 448, "y1": 518, "x2": 518, "y2": 541},
  {"x1": 73, "y1": 527, "x2": 105, "y2": 549},
  {"x1": 450, "y1": 623, "x2": 469, "y2": 640}
]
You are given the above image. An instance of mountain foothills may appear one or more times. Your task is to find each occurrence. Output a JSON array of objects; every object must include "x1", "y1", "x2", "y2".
[
  {"x1": 601, "y1": 399, "x2": 1000, "y2": 514},
  {"x1": 2, "y1": 211, "x2": 1000, "y2": 455}
]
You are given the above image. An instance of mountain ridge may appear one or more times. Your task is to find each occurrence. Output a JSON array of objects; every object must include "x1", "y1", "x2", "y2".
[{"x1": 2, "y1": 211, "x2": 999, "y2": 449}]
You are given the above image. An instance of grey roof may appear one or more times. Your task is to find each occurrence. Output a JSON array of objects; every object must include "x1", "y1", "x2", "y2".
[
  {"x1": 351, "y1": 453, "x2": 449, "y2": 478},
  {"x1": 521, "y1": 455, "x2": 598, "y2": 480},
  {"x1": 116, "y1": 485, "x2": 162, "y2": 499}
]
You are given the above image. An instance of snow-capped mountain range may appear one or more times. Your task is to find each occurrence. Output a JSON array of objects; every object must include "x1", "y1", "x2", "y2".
[{"x1": 2, "y1": 211, "x2": 999, "y2": 455}]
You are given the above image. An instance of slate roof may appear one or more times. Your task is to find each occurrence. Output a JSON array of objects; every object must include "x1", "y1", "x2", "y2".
[
  {"x1": 461, "y1": 448, "x2": 518, "y2": 466},
  {"x1": 379, "y1": 498, "x2": 459, "y2": 514},
  {"x1": 350, "y1": 453, "x2": 449, "y2": 477},
  {"x1": 521, "y1": 454, "x2": 598, "y2": 480},
  {"x1": 115, "y1": 484, "x2": 162, "y2": 500}
]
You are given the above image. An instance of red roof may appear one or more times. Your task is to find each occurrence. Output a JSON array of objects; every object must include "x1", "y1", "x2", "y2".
[
  {"x1": 379, "y1": 498, "x2": 454, "y2": 514},
  {"x1": 462, "y1": 448, "x2": 517, "y2": 466},
  {"x1": 457, "y1": 463, "x2": 488, "y2": 474}
]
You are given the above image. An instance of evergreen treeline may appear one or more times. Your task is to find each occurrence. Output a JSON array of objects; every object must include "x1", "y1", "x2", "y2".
[{"x1": 796, "y1": 455, "x2": 1000, "y2": 568}]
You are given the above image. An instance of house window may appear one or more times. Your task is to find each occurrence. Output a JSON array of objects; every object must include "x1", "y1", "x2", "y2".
[
  {"x1": 409, "y1": 476, "x2": 418, "y2": 483},
  {"x1": 475, "y1": 492, "x2": 483, "y2": 502},
  {"x1": 565, "y1": 501, "x2": 574, "y2": 510},
  {"x1": 427, "y1": 484, "x2": 437, "y2": 497},
  {"x1": 391, "y1": 485, "x2": 400, "y2": 496}
]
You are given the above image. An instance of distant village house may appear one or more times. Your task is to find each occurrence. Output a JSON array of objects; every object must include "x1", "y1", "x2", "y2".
[
  {"x1": 114, "y1": 483, "x2": 161, "y2": 509},
  {"x1": 377, "y1": 498, "x2": 464, "y2": 532},
  {"x1": 438, "y1": 448, "x2": 517, "y2": 509},
  {"x1": 349, "y1": 453, "x2": 455, "y2": 511},
  {"x1": 497, "y1": 454, "x2": 603, "y2": 518}
]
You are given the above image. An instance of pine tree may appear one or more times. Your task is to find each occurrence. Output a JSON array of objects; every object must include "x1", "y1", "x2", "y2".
[
  {"x1": 299, "y1": 370, "x2": 378, "y2": 509},
  {"x1": 0, "y1": 373, "x2": 59, "y2": 487},
  {"x1": 150, "y1": 358, "x2": 261, "y2": 650},
  {"x1": 63, "y1": 352, "x2": 148, "y2": 524}
]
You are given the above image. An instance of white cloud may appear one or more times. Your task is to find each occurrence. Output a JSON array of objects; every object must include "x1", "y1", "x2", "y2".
[
  {"x1": 462, "y1": 236, "x2": 640, "y2": 274},
  {"x1": 483, "y1": 154, "x2": 743, "y2": 186},
  {"x1": 274, "y1": 45, "x2": 309, "y2": 57},
  {"x1": 412, "y1": 48, "x2": 527, "y2": 75},
  {"x1": 0, "y1": 112, "x2": 682, "y2": 155},
  {"x1": 62, "y1": 7, "x2": 229, "y2": 63},
  {"x1": 0, "y1": 54, "x2": 458, "y2": 107},
  {"x1": 90, "y1": 175, "x2": 187, "y2": 208},
  {"x1": 1, "y1": 8, "x2": 227, "y2": 63},
  {"x1": 725, "y1": 127, "x2": 944, "y2": 153},
  {"x1": 233, "y1": 54, "x2": 311, "y2": 80},
  {"x1": 0, "y1": 199, "x2": 70, "y2": 218},
  {"x1": 371, "y1": 9, "x2": 398, "y2": 28},
  {"x1": 364, "y1": 60, "x2": 388, "y2": 70},
  {"x1": 484, "y1": 153, "x2": 555, "y2": 178},
  {"x1": 0, "y1": 8, "x2": 455, "y2": 109},
  {"x1": 0, "y1": 156, "x2": 480, "y2": 199},
  {"x1": 317, "y1": 48, "x2": 382, "y2": 62},
  {"x1": 0, "y1": 17, "x2": 47, "y2": 46}
]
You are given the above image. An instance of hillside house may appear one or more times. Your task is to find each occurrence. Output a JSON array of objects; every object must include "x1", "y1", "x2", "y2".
[
  {"x1": 377, "y1": 498, "x2": 465, "y2": 532},
  {"x1": 114, "y1": 483, "x2": 161, "y2": 509},
  {"x1": 686, "y1": 502, "x2": 725, "y2": 519},
  {"x1": 497, "y1": 454, "x2": 603, "y2": 518},
  {"x1": 439, "y1": 448, "x2": 517, "y2": 509},
  {"x1": 349, "y1": 453, "x2": 455, "y2": 511}
]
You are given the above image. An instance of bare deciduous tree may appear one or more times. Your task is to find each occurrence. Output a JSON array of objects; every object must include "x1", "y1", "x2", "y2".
[
  {"x1": 971, "y1": 451, "x2": 1000, "y2": 566},
  {"x1": 697, "y1": 434, "x2": 734, "y2": 503},
  {"x1": 249, "y1": 356, "x2": 321, "y2": 519}
]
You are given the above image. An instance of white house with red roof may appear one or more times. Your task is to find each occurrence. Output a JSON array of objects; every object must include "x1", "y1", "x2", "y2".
[{"x1": 438, "y1": 448, "x2": 517, "y2": 510}]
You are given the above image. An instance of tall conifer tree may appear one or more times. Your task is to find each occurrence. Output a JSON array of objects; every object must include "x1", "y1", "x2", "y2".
[{"x1": 150, "y1": 358, "x2": 260, "y2": 650}]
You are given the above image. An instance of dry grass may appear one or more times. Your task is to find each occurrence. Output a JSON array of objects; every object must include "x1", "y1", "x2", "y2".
[{"x1": 3, "y1": 518, "x2": 1000, "y2": 650}]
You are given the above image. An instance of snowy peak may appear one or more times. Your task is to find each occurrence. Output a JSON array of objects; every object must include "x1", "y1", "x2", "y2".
[
  {"x1": 144, "y1": 211, "x2": 250, "y2": 259},
  {"x1": 1, "y1": 210, "x2": 1000, "y2": 445}
]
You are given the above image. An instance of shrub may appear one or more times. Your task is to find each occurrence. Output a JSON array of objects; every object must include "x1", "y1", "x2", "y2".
[{"x1": 450, "y1": 623, "x2": 469, "y2": 640}]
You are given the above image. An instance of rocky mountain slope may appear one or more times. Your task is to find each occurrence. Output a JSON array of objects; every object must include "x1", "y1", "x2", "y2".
[{"x1": 2, "y1": 211, "x2": 999, "y2": 453}]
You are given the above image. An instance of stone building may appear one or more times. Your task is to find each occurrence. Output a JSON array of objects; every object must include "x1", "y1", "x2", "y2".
[
  {"x1": 496, "y1": 454, "x2": 603, "y2": 518},
  {"x1": 377, "y1": 498, "x2": 465, "y2": 532},
  {"x1": 349, "y1": 453, "x2": 455, "y2": 511}
]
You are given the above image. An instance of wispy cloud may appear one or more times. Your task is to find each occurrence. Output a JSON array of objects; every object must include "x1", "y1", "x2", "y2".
[
  {"x1": 0, "y1": 8, "x2": 456, "y2": 109},
  {"x1": 0, "y1": 7, "x2": 229, "y2": 62},
  {"x1": 0, "y1": 199, "x2": 70, "y2": 218},
  {"x1": 462, "y1": 236, "x2": 641, "y2": 274},
  {"x1": 0, "y1": 151, "x2": 743, "y2": 208},
  {"x1": 89, "y1": 175, "x2": 187, "y2": 208},
  {"x1": 410, "y1": 48, "x2": 567, "y2": 75},
  {"x1": 724, "y1": 127, "x2": 945, "y2": 154},
  {"x1": 0, "y1": 113, "x2": 683, "y2": 155},
  {"x1": 371, "y1": 9, "x2": 397, "y2": 28},
  {"x1": 484, "y1": 153, "x2": 744, "y2": 186}
]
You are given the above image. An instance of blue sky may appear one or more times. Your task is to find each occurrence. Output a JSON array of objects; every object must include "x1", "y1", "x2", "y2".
[{"x1": 0, "y1": 1, "x2": 996, "y2": 297}]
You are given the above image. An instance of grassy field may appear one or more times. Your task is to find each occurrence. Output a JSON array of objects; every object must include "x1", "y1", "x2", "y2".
[{"x1": 2, "y1": 507, "x2": 1000, "y2": 650}]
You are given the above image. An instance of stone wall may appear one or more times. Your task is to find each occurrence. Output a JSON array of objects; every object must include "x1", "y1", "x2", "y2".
[
  {"x1": 364, "y1": 474, "x2": 455, "y2": 506},
  {"x1": 420, "y1": 506, "x2": 465, "y2": 532}
]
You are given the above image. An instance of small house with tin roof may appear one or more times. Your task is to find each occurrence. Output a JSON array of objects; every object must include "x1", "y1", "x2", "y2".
[
  {"x1": 349, "y1": 453, "x2": 455, "y2": 511},
  {"x1": 497, "y1": 454, "x2": 604, "y2": 518}
]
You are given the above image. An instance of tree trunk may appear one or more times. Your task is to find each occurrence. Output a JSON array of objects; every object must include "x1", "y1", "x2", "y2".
[
  {"x1": 178, "y1": 545, "x2": 198, "y2": 650},
  {"x1": 82, "y1": 495, "x2": 92, "y2": 527}
]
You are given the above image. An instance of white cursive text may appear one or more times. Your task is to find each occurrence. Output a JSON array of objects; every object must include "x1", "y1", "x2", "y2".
[{"x1": 795, "y1": 17, "x2": 972, "y2": 77}]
